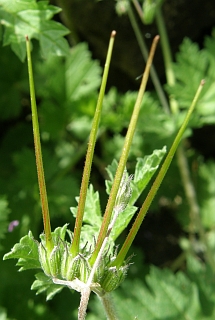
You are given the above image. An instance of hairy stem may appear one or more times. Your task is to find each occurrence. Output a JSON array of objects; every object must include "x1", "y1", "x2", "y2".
[
  {"x1": 98, "y1": 293, "x2": 118, "y2": 320},
  {"x1": 26, "y1": 36, "x2": 53, "y2": 253},
  {"x1": 78, "y1": 287, "x2": 91, "y2": 320}
]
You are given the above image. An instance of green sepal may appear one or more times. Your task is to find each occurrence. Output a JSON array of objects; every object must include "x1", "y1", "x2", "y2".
[
  {"x1": 38, "y1": 242, "x2": 51, "y2": 276},
  {"x1": 38, "y1": 224, "x2": 69, "y2": 277},
  {"x1": 91, "y1": 249, "x2": 130, "y2": 293},
  {"x1": 79, "y1": 255, "x2": 91, "y2": 283},
  {"x1": 49, "y1": 243, "x2": 63, "y2": 277},
  {"x1": 62, "y1": 253, "x2": 81, "y2": 281},
  {"x1": 99, "y1": 263, "x2": 129, "y2": 293},
  {"x1": 60, "y1": 244, "x2": 71, "y2": 279}
]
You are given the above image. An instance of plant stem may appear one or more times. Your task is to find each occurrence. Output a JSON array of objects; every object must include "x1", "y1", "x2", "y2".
[
  {"x1": 90, "y1": 35, "x2": 160, "y2": 265},
  {"x1": 98, "y1": 293, "x2": 118, "y2": 320},
  {"x1": 130, "y1": 1, "x2": 170, "y2": 113},
  {"x1": 26, "y1": 36, "x2": 54, "y2": 253},
  {"x1": 176, "y1": 144, "x2": 215, "y2": 271},
  {"x1": 78, "y1": 287, "x2": 91, "y2": 320},
  {"x1": 155, "y1": 6, "x2": 178, "y2": 114},
  {"x1": 114, "y1": 80, "x2": 205, "y2": 267},
  {"x1": 70, "y1": 31, "x2": 116, "y2": 256},
  {"x1": 79, "y1": 206, "x2": 122, "y2": 320}
]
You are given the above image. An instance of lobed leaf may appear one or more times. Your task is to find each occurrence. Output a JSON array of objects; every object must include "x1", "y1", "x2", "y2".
[
  {"x1": 89, "y1": 266, "x2": 202, "y2": 319},
  {"x1": 105, "y1": 147, "x2": 166, "y2": 240},
  {"x1": 3, "y1": 230, "x2": 40, "y2": 271},
  {"x1": 167, "y1": 35, "x2": 215, "y2": 127},
  {"x1": 70, "y1": 184, "x2": 102, "y2": 226},
  {"x1": 66, "y1": 43, "x2": 102, "y2": 102},
  {"x1": 70, "y1": 185, "x2": 102, "y2": 248},
  {"x1": 187, "y1": 255, "x2": 215, "y2": 317},
  {"x1": 131, "y1": 146, "x2": 167, "y2": 203},
  {"x1": 196, "y1": 161, "x2": 215, "y2": 228},
  {"x1": 0, "y1": 0, "x2": 70, "y2": 60},
  {"x1": 106, "y1": 148, "x2": 166, "y2": 205}
]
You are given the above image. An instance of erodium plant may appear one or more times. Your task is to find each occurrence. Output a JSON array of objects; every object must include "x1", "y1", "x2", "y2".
[{"x1": 3, "y1": 31, "x2": 204, "y2": 320}]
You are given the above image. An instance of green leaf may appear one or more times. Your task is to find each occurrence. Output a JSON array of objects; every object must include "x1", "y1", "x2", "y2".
[
  {"x1": 106, "y1": 147, "x2": 166, "y2": 205},
  {"x1": 131, "y1": 146, "x2": 167, "y2": 203},
  {"x1": 71, "y1": 184, "x2": 102, "y2": 226},
  {"x1": 167, "y1": 35, "x2": 215, "y2": 127},
  {"x1": 187, "y1": 255, "x2": 215, "y2": 316},
  {"x1": 140, "y1": 267, "x2": 201, "y2": 319},
  {"x1": 70, "y1": 185, "x2": 102, "y2": 247},
  {"x1": 90, "y1": 266, "x2": 202, "y2": 319},
  {"x1": 0, "y1": 196, "x2": 10, "y2": 249},
  {"x1": 105, "y1": 148, "x2": 166, "y2": 240},
  {"x1": 0, "y1": 0, "x2": 70, "y2": 60},
  {"x1": 196, "y1": 161, "x2": 215, "y2": 227},
  {"x1": 31, "y1": 272, "x2": 64, "y2": 300},
  {"x1": 3, "y1": 231, "x2": 41, "y2": 271},
  {"x1": 66, "y1": 43, "x2": 101, "y2": 101},
  {"x1": 111, "y1": 205, "x2": 137, "y2": 241}
]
